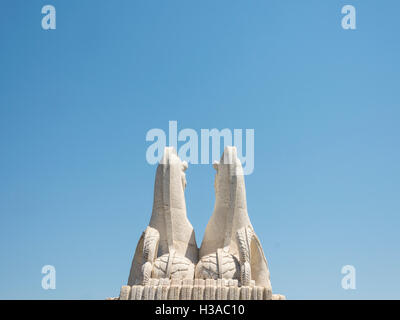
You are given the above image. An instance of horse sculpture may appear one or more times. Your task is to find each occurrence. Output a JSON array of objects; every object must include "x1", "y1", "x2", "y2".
[
  {"x1": 118, "y1": 146, "x2": 284, "y2": 300},
  {"x1": 195, "y1": 146, "x2": 272, "y2": 297},
  {"x1": 127, "y1": 147, "x2": 198, "y2": 287}
]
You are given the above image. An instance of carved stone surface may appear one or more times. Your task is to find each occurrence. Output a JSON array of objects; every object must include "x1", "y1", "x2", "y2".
[
  {"x1": 118, "y1": 279, "x2": 280, "y2": 300},
  {"x1": 117, "y1": 146, "x2": 285, "y2": 300}
]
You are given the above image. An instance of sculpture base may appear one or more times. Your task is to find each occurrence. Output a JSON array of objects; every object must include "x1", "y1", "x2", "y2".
[{"x1": 118, "y1": 279, "x2": 285, "y2": 300}]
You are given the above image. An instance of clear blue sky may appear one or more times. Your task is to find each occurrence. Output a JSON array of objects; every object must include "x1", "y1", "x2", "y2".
[{"x1": 1, "y1": 0, "x2": 399, "y2": 299}]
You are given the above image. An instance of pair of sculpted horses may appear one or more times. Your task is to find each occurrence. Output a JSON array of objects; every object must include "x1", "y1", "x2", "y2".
[{"x1": 126, "y1": 146, "x2": 274, "y2": 299}]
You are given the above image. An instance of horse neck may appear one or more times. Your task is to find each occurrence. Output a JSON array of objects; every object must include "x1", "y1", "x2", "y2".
[
  {"x1": 150, "y1": 163, "x2": 189, "y2": 249},
  {"x1": 213, "y1": 170, "x2": 250, "y2": 250}
]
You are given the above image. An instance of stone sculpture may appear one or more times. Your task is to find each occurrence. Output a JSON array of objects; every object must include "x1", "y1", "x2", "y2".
[
  {"x1": 196, "y1": 146, "x2": 273, "y2": 299},
  {"x1": 127, "y1": 147, "x2": 198, "y2": 289},
  {"x1": 118, "y1": 146, "x2": 285, "y2": 300}
]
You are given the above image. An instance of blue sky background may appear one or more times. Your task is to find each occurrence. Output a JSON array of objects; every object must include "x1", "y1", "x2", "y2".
[{"x1": 0, "y1": 0, "x2": 399, "y2": 299}]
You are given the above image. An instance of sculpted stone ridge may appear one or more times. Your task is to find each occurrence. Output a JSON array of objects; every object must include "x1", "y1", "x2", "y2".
[{"x1": 120, "y1": 146, "x2": 285, "y2": 300}]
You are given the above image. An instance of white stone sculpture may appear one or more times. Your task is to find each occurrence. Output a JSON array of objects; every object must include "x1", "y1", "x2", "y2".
[
  {"x1": 118, "y1": 146, "x2": 285, "y2": 300},
  {"x1": 195, "y1": 146, "x2": 273, "y2": 298},
  {"x1": 127, "y1": 147, "x2": 198, "y2": 287}
]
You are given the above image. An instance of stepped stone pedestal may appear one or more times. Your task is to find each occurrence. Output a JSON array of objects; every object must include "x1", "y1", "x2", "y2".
[{"x1": 118, "y1": 279, "x2": 286, "y2": 300}]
